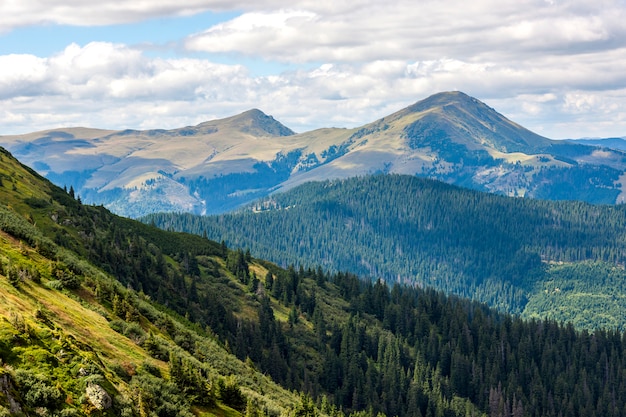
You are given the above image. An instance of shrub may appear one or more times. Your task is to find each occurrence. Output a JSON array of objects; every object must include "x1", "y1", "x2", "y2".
[
  {"x1": 46, "y1": 280, "x2": 64, "y2": 290},
  {"x1": 130, "y1": 373, "x2": 194, "y2": 417},
  {"x1": 25, "y1": 197, "x2": 50, "y2": 209},
  {"x1": 218, "y1": 376, "x2": 246, "y2": 412},
  {"x1": 109, "y1": 320, "x2": 146, "y2": 345},
  {"x1": 6, "y1": 265, "x2": 20, "y2": 287},
  {"x1": 13, "y1": 369, "x2": 62, "y2": 410},
  {"x1": 138, "y1": 362, "x2": 161, "y2": 378}
]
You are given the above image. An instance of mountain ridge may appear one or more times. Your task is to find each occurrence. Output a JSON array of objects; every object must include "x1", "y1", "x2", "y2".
[
  {"x1": 146, "y1": 173, "x2": 626, "y2": 331},
  {"x1": 2, "y1": 91, "x2": 626, "y2": 217}
]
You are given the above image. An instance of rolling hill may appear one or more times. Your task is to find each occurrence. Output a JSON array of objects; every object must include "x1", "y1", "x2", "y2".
[
  {"x1": 145, "y1": 174, "x2": 626, "y2": 331},
  {"x1": 2, "y1": 92, "x2": 626, "y2": 218}
]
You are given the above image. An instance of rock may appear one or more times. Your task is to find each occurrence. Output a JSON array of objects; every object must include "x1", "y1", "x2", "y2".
[
  {"x1": 85, "y1": 383, "x2": 112, "y2": 410},
  {"x1": 0, "y1": 374, "x2": 23, "y2": 414}
]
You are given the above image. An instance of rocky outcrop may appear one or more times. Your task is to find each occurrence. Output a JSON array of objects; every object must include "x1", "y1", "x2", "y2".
[
  {"x1": 0, "y1": 373, "x2": 23, "y2": 414},
  {"x1": 85, "y1": 383, "x2": 112, "y2": 410}
]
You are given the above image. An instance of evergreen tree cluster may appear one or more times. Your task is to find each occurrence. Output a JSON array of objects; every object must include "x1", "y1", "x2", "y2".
[
  {"x1": 144, "y1": 174, "x2": 626, "y2": 318},
  {"x1": 275, "y1": 268, "x2": 626, "y2": 417}
]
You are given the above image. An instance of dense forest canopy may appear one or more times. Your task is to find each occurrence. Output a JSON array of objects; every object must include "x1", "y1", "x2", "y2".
[{"x1": 145, "y1": 174, "x2": 626, "y2": 328}]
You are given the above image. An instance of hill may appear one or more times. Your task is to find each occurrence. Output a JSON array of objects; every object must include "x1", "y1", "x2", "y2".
[
  {"x1": 2, "y1": 92, "x2": 626, "y2": 217},
  {"x1": 4, "y1": 147, "x2": 626, "y2": 417},
  {"x1": 569, "y1": 137, "x2": 626, "y2": 151},
  {"x1": 0, "y1": 146, "x2": 310, "y2": 416},
  {"x1": 0, "y1": 109, "x2": 299, "y2": 217},
  {"x1": 145, "y1": 174, "x2": 626, "y2": 331}
]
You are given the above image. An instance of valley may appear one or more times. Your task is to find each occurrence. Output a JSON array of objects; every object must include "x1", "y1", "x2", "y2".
[{"x1": 3, "y1": 146, "x2": 626, "y2": 417}]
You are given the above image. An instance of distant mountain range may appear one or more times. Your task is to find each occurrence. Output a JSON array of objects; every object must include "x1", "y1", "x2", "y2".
[
  {"x1": 2, "y1": 91, "x2": 626, "y2": 217},
  {"x1": 568, "y1": 137, "x2": 626, "y2": 151}
]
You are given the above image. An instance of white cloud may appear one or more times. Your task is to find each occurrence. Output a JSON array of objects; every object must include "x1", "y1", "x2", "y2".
[
  {"x1": 183, "y1": 0, "x2": 626, "y2": 63},
  {"x1": 0, "y1": 0, "x2": 239, "y2": 32},
  {"x1": 0, "y1": 54, "x2": 48, "y2": 98},
  {"x1": 3, "y1": 40, "x2": 626, "y2": 139},
  {"x1": 2, "y1": 0, "x2": 626, "y2": 139},
  {"x1": 186, "y1": 9, "x2": 319, "y2": 57}
]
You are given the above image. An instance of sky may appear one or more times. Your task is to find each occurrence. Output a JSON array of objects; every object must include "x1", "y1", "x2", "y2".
[{"x1": 1, "y1": 0, "x2": 626, "y2": 139}]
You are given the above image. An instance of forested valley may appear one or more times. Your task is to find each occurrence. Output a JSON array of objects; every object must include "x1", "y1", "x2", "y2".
[
  {"x1": 145, "y1": 174, "x2": 626, "y2": 330},
  {"x1": 3, "y1": 146, "x2": 626, "y2": 417}
]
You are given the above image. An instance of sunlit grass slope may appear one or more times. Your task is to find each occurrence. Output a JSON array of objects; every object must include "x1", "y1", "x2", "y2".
[{"x1": 0, "y1": 146, "x2": 302, "y2": 416}]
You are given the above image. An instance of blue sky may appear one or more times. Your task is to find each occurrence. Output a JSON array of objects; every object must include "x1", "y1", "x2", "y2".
[{"x1": 1, "y1": 1, "x2": 626, "y2": 138}]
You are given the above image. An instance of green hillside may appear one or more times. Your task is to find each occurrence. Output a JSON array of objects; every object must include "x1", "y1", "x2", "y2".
[
  {"x1": 6, "y1": 147, "x2": 626, "y2": 417},
  {"x1": 0, "y1": 146, "x2": 309, "y2": 416},
  {"x1": 145, "y1": 174, "x2": 626, "y2": 330}
]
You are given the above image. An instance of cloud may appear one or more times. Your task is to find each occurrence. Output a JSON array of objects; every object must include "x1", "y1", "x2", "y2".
[
  {"x1": 184, "y1": 0, "x2": 626, "y2": 63},
  {"x1": 0, "y1": 0, "x2": 239, "y2": 32},
  {"x1": 2, "y1": 40, "x2": 626, "y2": 139},
  {"x1": 2, "y1": 0, "x2": 626, "y2": 139}
]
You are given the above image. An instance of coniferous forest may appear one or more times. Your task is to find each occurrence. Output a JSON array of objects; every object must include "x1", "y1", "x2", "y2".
[
  {"x1": 144, "y1": 174, "x2": 626, "y2": 330},
  {"x1": 3, "y1": 146, "x2": 626, "y2": 417}
]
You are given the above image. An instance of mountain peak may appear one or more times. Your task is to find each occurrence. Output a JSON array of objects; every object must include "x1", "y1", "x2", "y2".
[
  {"x1": 221, "y1": 108, "x2": 296, "y2": 137},
  {"x1": 403, "y1": 91, "x2": 494, "y2": 116},
  {"x1": 393, "y1": 91, "x2": 552, "y2": 153},
  {"x1": 411, "y1": 90, "x2": 473, "y2": 107}
]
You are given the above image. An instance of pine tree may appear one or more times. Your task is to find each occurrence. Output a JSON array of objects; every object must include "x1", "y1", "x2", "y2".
[
  {"x1": 169, "y1": 351, "x2": 183, "y2": 386},
  {"x1": 265, "y1": 272, "x2": 274, "y2": 291}
]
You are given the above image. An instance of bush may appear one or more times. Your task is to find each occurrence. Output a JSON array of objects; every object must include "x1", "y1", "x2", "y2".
[
  {"x1": 6, "y1": 265, "x2": 20, "y2": 287},
  {"x1": 130, "y1": 373, "x2": 194, "y2": 417},
  {"x1": 56, "y1": 269, "x2": 80, "y2": 290},
  {"x1": 108, "y1": 320, "x2": 126, "y2": 334},
  {"x1": 13, "y1": 369, "x2": 62, "y2": 410},
  {"x1": 218, "y1": 376, "x2": 246, "y2": 412},
  {"x1": 138, "y1": 362, "x2": 161, "y2": 378},
  {"x1": 25, "y1": 197, "x2": 50, "y2": 209},
  {"x1": 109, "y1": 320, "x2": 146, "y2": 345},
  {"x1": 46, "y1": 280, "x2": 64, "y2": 290}
]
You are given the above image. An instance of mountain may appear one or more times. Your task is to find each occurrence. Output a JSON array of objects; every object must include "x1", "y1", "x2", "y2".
[
  {"x1": 0, "y1": 145, "x2": 311, "y2": 416},
  {"x1": 0, "y1": 109, "x2": 299, "y2": 217},
  {"x1": 2, "y1": 91, "x2": 626, "y2": 218},
  {"x1": 145, "y1": 174, "x2": 626, "y2": 331},
  {"x1": 5, "y1": 147, "x2": 626, "y2": 417},
  {"x1": 568, "y1": 137, "x2": 626, "y2": 151}
]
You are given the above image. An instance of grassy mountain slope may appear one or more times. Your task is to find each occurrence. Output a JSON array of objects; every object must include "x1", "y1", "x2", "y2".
[
  {"x1": 3, "y1": 92, "x2": 626, "y2": 218},
  {"x1": 0, "y1": 110, "x2": 301, "y2": 217},
  {"x1": 0, "y1": 146, "x2": 308, "y2": 416},
  {"x1": 5, "y1": 147, "x2": 626, "y2": 417},
  {"x1": 395, "y1": 90, "x2": 553, "y2": 153},
  {"x1": 146, "y1": 174, "x2": 626, "y2": 331}
]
